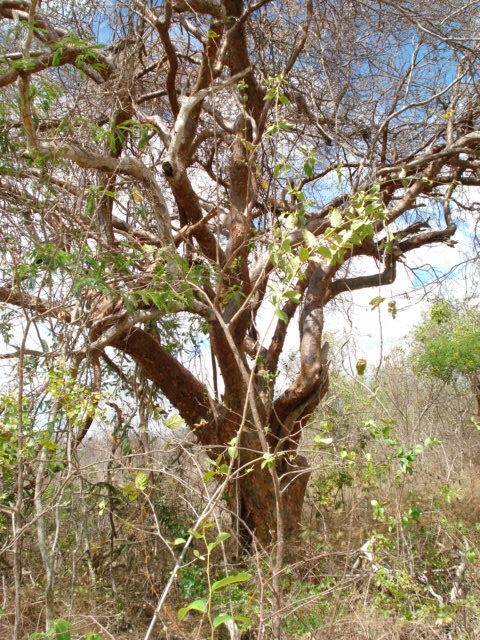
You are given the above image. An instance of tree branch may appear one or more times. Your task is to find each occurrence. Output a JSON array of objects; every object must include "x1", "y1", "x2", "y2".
[{"x1": 112, "y1": 327, "x2": 216, "y2": 433}]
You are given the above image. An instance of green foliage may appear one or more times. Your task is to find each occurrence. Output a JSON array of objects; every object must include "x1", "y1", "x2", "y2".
[
  {"x1": 48, "y1": 363, "x2": 101, "y2": 428},
  {"x1": 267, "y1": 173, "x2": 387, "y2": 324},
  {"x1": 312, "y1": 405, "x2": 441, "y2": 511},
  {"x1": 164, "y1": 414, "x2": 184, "y2": 430},
  {"x1": 306, "y1": 356, "x2": 480, "y2": 633},
  {"x1": 323, "y1": 184, "x2": 387, "y2": 266},
  {"x1": 282, "y1": 575, "x2": 334, "y2": 636},
  {"x1": 356, "y1": 358, "x2": 367, "y2": 376},
  {"x1": 29, "y1": 619, "x2": 103, "y2": 640},
  {"x1": 203, "y1": 454, "x2": 229, "y2": 482},
  {"x1": 178, "y1": 564, "x2": 207, "y2": 601},
  {"x1": 0, "y1": 392, "x2": 40, "y2": 496},
  {"x1": 153, "y1": 494, "x2": 190, "y2": 540},
  {"x1": 414, "y1": 299, "x2": 480, "y2": 382},
  {"x1": 177, "y1": 522, "x2": 252, "y2": 638}
]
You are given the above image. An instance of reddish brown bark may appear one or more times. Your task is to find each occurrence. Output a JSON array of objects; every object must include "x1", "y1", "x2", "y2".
[{"x1": 110, "y1": 322, "x2": 327, "y2": 543}]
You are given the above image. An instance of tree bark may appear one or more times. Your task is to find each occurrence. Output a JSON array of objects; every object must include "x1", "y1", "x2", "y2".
[
  {"x1": 472, "y1": 371, "x2": 480, "y2": 418},
  {"x1": 113, "y1": 321, "x2": 328, "y2": 544}
]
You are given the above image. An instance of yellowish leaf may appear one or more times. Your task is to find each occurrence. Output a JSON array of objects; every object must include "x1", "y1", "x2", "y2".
[{"x1": 132, "y1": 189, "x2": 142, "y2": 204}]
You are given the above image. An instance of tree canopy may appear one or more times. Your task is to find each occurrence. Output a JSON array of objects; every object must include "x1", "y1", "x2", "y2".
[{"x1": 414, "y1": 299, "x2": 480, "y2": 414}]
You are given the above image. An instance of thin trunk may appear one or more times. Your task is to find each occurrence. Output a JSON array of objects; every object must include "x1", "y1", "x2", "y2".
[
  {"x1": 13, "y1": 319, "x2": 33, "y2": 640},
  {"x1": 12, "y1": 512, "x2": 22, "y2": 640},
  {"x1": 106, "y1": 406, "x2": 120, "y2": 595},
  {"x1": 35, "y1": 395, "x2": 64, "y2": 630},
  {"x1": 79, "y1": 476, "x2": 97, "y2": 585},
  {"x1": 35, "y1": 445, "x2": 55, "y2": 628}
]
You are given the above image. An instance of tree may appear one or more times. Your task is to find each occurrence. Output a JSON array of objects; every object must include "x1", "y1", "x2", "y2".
[
  {"x1": 413, "y1": 299, "x2": 480, "y2": 416},
  {"x1": 1, "y1": 0, "x2": 480, "y2": 553}
]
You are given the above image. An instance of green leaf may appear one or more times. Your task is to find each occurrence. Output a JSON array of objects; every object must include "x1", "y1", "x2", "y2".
[
  {"x1": 123, "y1": 293, "x2": 138, "y2": 315},
  {"x1": 227, "y1": 437, "x2": 238, "y2": 459},
  {"x1": 314, "y1": 435, "x2": 333, "y2": 445},
  {"x1": 203, "y1": 470, "x2": 216, "y2": 482},
  {"x1": 86, "y1": 193, "x2": 96, "y2": 215},
  {"x1": 261, "y1": 452, "x2": 274, "y2": 469},
  {"x1": 207, "y1": 532, "x2": 230, "y2": 552},
  {"x1": 303, "y1": 161, "x2": 313, "y2": 178},
  {"x1": 211, "y1": 571, "x2": 251, "y2": 592},
  {"x1": 178, "y1": 599, "x2": 207, "y2": 620},
  {"x1": 283, "y1": 290, "x2": 301, "y2": 304},
  {"x1": 336, "y1": 163, "x2": 343, "y2": 185},
  {"x1": 173, "y1": 537, "x2": 186, "y2": 545},
  {"x1": 302, "y1": 229, "x2": 317, "y2": 248},
  {"x1": 139, "y1": 127, "x2": 149, "y2": 150},
  {"x1": 298, "y1": 246, "x2": 310, "y2": 262},
  {"x1": 275, "y1": 307, "x2": 288, "y2": 324},
  {"x1": 52, "y1": 48, "x2": 63, "y2": 66},
  {"x1": 316, "y1": 245, "x2": 332, "y2": 259},
  {"x1": 266, "y1": 123, "x2": 279, "y2": 136},
  {"x1": 279, "y1": 118, "x2": 293, "y2": 130},
  {"x1": 135, "y1": 471, "x2": 148, "y2": 491},
  {"x1": 138, "y1": 289, "x2": 150, "y2": 305},
  {"x1": 165, "y1": 414, "x2": 184, "y2": 430},
  {"x1": 147, "y1": 291, "x2": 166, "y2": 310},
  {"x1": 52, "y1": 619, "x2": 72, "y2": 640},
  {"x1": 187, "y1": 528, "x2": 204, "y2": 540},
  {"x1": 215, "y1": 531, "x2": 230, "y2": 544},
  {"x1": 356, "y1": 358, "x2": 367, "y2": 376},
  {"x1": 213, "y1": 614, "x2": 234, "y2": 629},
  {"x1": 85, "y1": 634, "x2": 103, "y2": 640},
  {"x1": 212, "y1": 614, "x2": 253, "y2": 629},
  {"x1": 330, "y1": 209, "x2": 342, "y2": 227},
  {"x1": 369, "y1": 296, "x2": 385, "y2": 310},
  {"x1": 116, "y1": 118, "x2": 139, "y2": 129}
]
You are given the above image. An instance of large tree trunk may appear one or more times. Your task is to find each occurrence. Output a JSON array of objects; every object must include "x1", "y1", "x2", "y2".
[
  {"x1": 114, "y1": 339, "x2": 329, "y2": 545},
  {"x1": 236, "y1": 453, "x2": 312, "y2": 543},
  {"x1": 114, "y1": 267, "x2": 330, "y2": 545}
]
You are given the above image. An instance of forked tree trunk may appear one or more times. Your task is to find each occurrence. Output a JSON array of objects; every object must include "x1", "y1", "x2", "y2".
[
  {"x1": 114, "y1": 268, "x2": 330, "y2": 546},
  {"x1": 236, "y1": 455, "x2": 311, "y2": 543},
  {"x1": 235, "y1": 387, "x2": 329, "y2": 543}
]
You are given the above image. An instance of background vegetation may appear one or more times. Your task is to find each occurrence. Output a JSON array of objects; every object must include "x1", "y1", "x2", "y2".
[{"x1": 2, "y1": 327, "x2": 480, "y2": 639}]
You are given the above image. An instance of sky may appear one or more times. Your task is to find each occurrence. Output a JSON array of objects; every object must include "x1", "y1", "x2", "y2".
[
  {"x1": 324, "y1": 220, "x2": 479, "y2": 376},
  {"x1": 249, "y1": 212, "x2": 480, "y2": 397}
]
